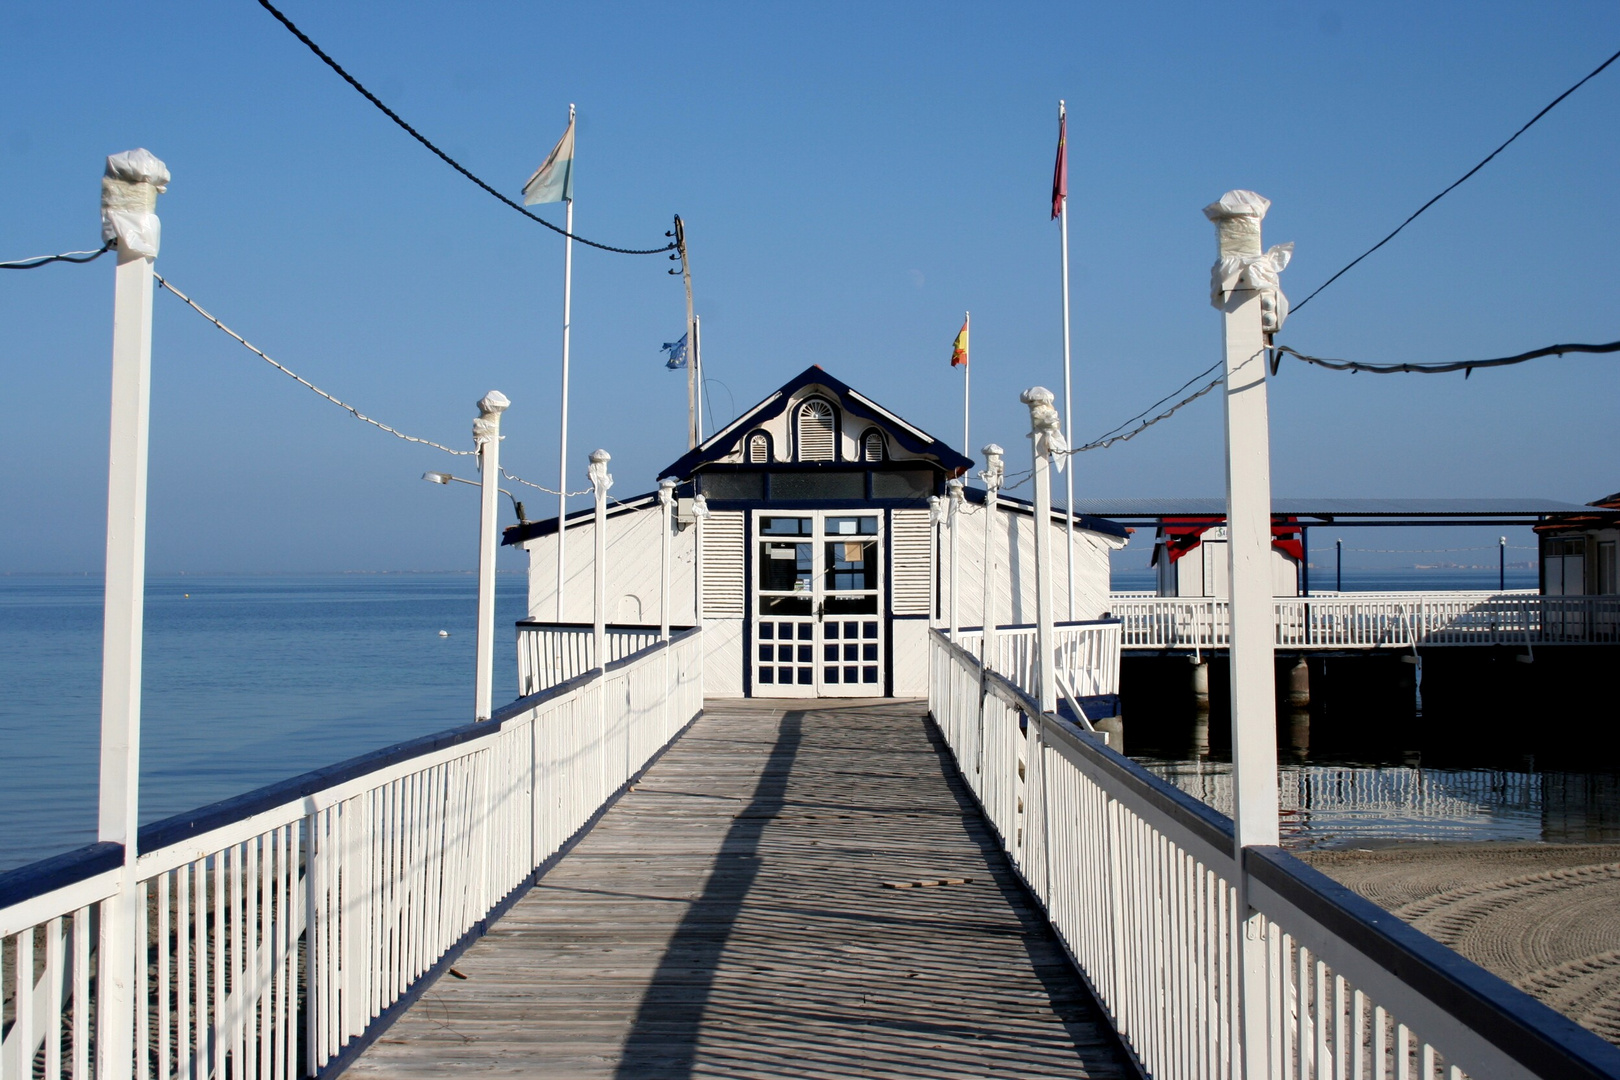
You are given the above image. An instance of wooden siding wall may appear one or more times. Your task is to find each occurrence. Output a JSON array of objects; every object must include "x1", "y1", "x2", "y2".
[
  {"x1": 523, "y1": 508, "x2": 698, "y2": 624},
  {"x1": 944, "y1": 507, "x2": 1118, "y2": 628}
]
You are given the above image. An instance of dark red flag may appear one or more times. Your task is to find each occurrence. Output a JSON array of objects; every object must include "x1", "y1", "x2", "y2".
[{"x1": 1051, "y1": 108, "x2": 1067, "y2": 220}]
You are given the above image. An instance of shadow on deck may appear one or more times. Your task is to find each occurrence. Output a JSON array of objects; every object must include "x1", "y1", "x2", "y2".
[{"x1": 347, "y1": 698, "x2": 1130, "y2": 1079}]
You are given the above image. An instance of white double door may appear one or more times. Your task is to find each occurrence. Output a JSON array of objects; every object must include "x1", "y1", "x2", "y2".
[{"x1": 752, "y1": 510, "x2": 884, "y2": 697}]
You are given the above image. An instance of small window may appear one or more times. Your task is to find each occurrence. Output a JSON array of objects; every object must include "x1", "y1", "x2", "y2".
[
  {"x1": 796, "y1": 398, "x2": 835, "y2": 461},
  {"x1": 861, "y1": 430, "x2": 885, "y2": 462},
  {"x1": 747, "y1": 432, "x2": 770, "y2": 463}
]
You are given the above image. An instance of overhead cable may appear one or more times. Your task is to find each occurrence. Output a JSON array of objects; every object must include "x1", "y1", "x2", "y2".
[
  {"x1": 255, "y1": 0, "x2": 675, "y2": 257},
  {"x1": 1, "y1": 241, "x2": 112, "y2": 270},
  {"x1": 1274, "y1": 340, "x2": 1620, "y2": 376},
  {"x1": 154, "y1": 271, "x2": 476, "y2": 457},
  {"x1": 1292, "y1": 45, "x2": 1620, "y2": 315}
]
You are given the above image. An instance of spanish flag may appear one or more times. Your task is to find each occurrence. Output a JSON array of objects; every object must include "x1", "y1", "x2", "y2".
[{"x1": 950, "y1": 314, "x2": 969, "y2": 368}]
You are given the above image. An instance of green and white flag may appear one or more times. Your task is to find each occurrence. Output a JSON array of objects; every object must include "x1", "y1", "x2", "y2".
[{"x1": 523, "y1": 111, "x2": 575, "y2": 205}]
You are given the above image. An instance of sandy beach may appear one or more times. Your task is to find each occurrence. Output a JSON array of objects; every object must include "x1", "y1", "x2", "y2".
[{"x1": 1301, "y1": 843, "x2": 1620, "y2": 1046}]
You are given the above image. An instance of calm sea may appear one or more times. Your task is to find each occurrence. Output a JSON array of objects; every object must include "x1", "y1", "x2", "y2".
[{"x1": 0, "y1": 573, "x2": 525, "y2": 872}]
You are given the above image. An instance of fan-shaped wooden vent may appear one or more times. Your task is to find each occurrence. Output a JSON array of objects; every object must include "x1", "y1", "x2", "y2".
[
  {"x1": 797, "y1": 399, "x2": 835, "y2": 461},
  {"x1": 747, "y1": 433, "x2": 770, "y2": 463}
]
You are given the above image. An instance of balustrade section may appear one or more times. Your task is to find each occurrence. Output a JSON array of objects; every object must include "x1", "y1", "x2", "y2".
[
  {"x1": 0, "y1": 628, "x2": 702, "y2": 1080},
  {"x1": 517, "y1": 621, "x2": 678, "y2": 695},
  {"x1": 1110, "y1": 592, "x2": 1620, "y2": 650},
  {"x1": 929, "y1": 628, "x2": 1620, "y2": 1080}
]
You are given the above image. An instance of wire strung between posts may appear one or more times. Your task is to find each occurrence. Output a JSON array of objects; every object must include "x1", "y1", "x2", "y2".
[
  {"x1": 1, "y1": 241, "x2": 112, "y2": 270},
  {"x1": 1274, "y1": 340, "x2": 1620, "y2": 376},
  {"x1": 255, "y1": 0, "x2": 674, "y2": 257},
  {"x1": 153, "y1": 271, "x2": 477, "y2": 457},
  {"x1": 500, "y1": 468, "x2": 591, "y2": 498},
  {"x1": 1292, "y1": 45, "x2": 1620, "y2": 315}
]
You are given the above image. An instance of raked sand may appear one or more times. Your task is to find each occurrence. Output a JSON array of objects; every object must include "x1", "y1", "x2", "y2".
[{"x1": 1300, "y1": 843, "x2": 1620, "y2": 1046}]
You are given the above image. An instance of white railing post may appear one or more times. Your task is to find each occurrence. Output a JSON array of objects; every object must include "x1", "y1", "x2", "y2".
[
  {"x1": 96, "y1": 148, "x2": 168, "y2": 1080},
  {"x1": 588, "y1": 449, "x2": 612, "y2": 668},
  {"x1": 691, "y1": 494, "x2": 709, "y2": 688},
  {"x1": 658, "y1": 478, "x2": 676, "y2": 642},
  {"x1": 657, "y1": 478, "x2": 676, "y2": 739},
  {"x1": 980, "y1": 444, "x2": 1005, "y2": 671},
  {"x1": 946, "y1": 479, "x2": 964, "y2": 640},
  {"x1": 1021, "y1": 388, "x2": 1064, "y2": 715},
  {"x1": 1207, "y1": 188, "x2": 1289, "y2": 1079},
  {"x1": 473, "y1": 391, "x2": 509, "y2": 721}
]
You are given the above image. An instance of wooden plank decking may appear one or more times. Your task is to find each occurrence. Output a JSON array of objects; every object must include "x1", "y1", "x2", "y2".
[{"x1": 347, "y1": 698, "x2": 1129, "y2": 1078}]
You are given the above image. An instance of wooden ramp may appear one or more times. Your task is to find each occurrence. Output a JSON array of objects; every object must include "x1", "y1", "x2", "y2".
[{"x1": 347, "y1": 698, "x2": 1129, "y2": 1079}]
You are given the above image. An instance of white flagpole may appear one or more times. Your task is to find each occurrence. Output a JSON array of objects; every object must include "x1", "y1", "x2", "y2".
[
  {"x1": 694, "y1": 313, "x2": 704, "y2": 440},
  {"x1": 1059, "y1": 99, "x2": 1076, "y2": 621},
  {"x1": 962, "y1": 310, "x2": 971, "y2": 457},
  {"x1": 555, "y1": 103, "x2": 576, "y2": 621}
]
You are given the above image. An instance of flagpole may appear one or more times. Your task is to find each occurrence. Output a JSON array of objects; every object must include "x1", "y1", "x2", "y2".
[
  {"x1": 1058, "y1": 99, "x2": 1077, "y2": 621},
  {"x1": 963, "y1": 310, "x2": 971, "y2": 457},
  {"x1": 694, "y1": 314, "x2": 704, "y2": 440},
  {"x1": 555, "y1": 103, "x2": 576, "y2": 620}
]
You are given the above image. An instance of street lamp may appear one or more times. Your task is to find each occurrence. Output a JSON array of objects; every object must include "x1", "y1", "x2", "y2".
[{"x1": 422, "y1": 471, "x2": 527, "y2": 523}]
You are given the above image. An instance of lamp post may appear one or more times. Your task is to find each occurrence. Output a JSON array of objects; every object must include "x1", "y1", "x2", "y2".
[
  {"x1": 946, "y1": 479, "x2": 965, "y2": 641},
  {"x1": 1020, "y1": 388, "x2": 1061, "y2": 715},
  {"x1": 1336, "y1": 538, "x2": 1343, "y2": 593},
  {"x1": 588, "y1": 450, "x2": 613, "y2": 669},
  {"x1": 1500, "y1": 536, "x2": 1507, "y2": 592},
  {"x1": 423, "y1": 471, "x2": 527, "y2": 523}
]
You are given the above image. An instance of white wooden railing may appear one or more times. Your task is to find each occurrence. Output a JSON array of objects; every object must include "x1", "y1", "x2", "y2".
[
  {"x1": 516, "y1": 621, "x2": 686, "y2": 695},
  {"x1": 0, "y1": 628, "x2": 702, "y2": 1080},
  {"x1": 953, "y1": 619, "x2": 1122, "y2": 698},
  {"x1": 929, "y1": 628, "x2": 1620, "y2": 1080},
  {"x1": 1109, "y1": 592, "x2": 1620, "y2": 649}
]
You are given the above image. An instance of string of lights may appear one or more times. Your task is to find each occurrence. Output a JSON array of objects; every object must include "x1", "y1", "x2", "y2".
[{"x1": 154, "y1": 271, "x2": 477, "y2": 457}]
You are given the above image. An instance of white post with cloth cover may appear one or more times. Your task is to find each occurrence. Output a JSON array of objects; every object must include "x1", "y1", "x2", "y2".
[
  {"x1": 473, "y1": 391, "x2": 509, "y2": 721},
  {"x1": 96, "y1": 147, "x2": 169, "y2": 1080},
  {"x1": 1021, "y1": 388, "x2": 1068, "y2": 716},
  {"x1": 1206, "y1": 188, "x2": 1292, "y2": 1078}
]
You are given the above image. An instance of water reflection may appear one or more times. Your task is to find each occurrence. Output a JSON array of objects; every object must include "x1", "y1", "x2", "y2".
[{"x1": 1138, "y1": 759, "x2": 1620, "y2": 849}]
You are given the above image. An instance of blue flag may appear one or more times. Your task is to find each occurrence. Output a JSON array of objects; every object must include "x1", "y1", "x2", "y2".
[{"x1": 662, "y1": 333, "x2": 688, "y2": 370}]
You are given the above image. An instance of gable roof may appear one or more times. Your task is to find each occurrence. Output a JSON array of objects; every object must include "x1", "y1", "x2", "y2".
[{"x1": 657, "y1": 366, "x2": 974, "y2": 480}]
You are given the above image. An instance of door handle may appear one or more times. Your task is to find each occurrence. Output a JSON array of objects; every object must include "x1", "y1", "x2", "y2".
[{"x1": 815, "y1": 601, "x2": 824, "y2": 621}]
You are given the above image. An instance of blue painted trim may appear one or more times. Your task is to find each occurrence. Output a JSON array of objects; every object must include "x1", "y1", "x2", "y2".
[
  {"x1": 700, "y1": 496, "x2": 932, "y2": 512},
  {"x1": 316, "y1": 706, "x2": 708, "y2": 1080},
  {"x1": 1248, "y1": 848, "x2": 1620, "y2": 1080},
  {"x1": 0, "y1": 841, "x2": 123, "y2": 910},
  {"x1": 1057, "y1": 694, "x2": 1121, "y2": 723},
  {"x1": 658, "y1": 366, "x2": 974, "y2": 480},
  {"x1": 503, "y1": 490, "x2": 665, "y2": 546}
]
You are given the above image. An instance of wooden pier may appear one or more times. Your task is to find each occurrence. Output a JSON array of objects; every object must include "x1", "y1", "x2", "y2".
[{"x1": 346, "y1": 699, "x2": 1129, "y2": 1079}]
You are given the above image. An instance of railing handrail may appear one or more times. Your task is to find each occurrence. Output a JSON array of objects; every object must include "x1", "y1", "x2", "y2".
[
  {"x1": 1245, "y1": 847, "x2": 1620, "y2": 1080},
  {"x1": 928, "y1": 626, "x2": 1620, "y2": 1079}
]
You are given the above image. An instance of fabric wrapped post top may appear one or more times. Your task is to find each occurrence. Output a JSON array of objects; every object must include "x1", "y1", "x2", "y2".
[
  {"x1": 1203, "y1": 189, "x2": 1293, "y2": 333},
  {"x1": 101, "y1": 149, "x2": 170, "y2": 259}
]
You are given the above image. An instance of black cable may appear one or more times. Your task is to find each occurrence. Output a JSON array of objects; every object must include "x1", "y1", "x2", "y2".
[
  {"x1": 1083, "y1": 358, "x2": 1224, "y2": 445},
  {"x1": 1274, "y1": 340, "x2": 1620, "y2": 376},
  {"x1": 1, "y1": 241, "x2": 112, "y2": 270},
  {"x1": 255, "y1": 0, "x2": 675, "y2": 257},
  {"x1": 1292, "y1": 45, "x2": 1620, "y2": 315}
]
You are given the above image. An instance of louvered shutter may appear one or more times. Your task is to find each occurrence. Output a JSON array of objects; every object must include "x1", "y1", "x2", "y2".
[
  {"x1": 747, "y1": 433, "x2": 769, "y2": 463},
  {"x1": 862, "y1": 431, "x2": 884, "y2": 462},
  {"x1": 701, "y1": 511, "x2": 745, "y2": 618},
  {"x1": 890, "y1": 509, "x2": 933, "y2": 615},
  {"x1": 796, "y1": 399, "x2": 835, "y2": 461}
]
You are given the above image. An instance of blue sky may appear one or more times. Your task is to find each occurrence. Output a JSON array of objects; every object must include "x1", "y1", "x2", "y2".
[{"x1": 2, "y1": 2, "x2": 1616, "y2": 572}]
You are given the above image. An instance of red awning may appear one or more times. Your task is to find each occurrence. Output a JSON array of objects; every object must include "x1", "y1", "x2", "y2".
[{"x1": 1153, "y1": 515, "x2": 1302, "y2": 565}]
